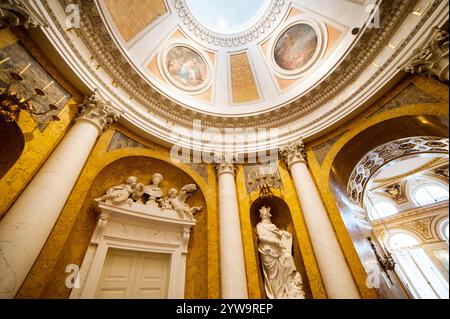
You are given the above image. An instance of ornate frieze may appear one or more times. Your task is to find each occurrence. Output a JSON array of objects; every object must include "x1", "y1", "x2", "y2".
[
  {"x1": 347, "y1": 137, "x2": 449, "y2": 207},
  {"x1": 0, "y1": 0, "x2": 46, "y2": 29},
  {"x1": 403, "y1": 27, "x2": 449, "y2": 82},
  {"x1": 279, "y1": 140, "x2": 307, "y2": 169},
  {"x1": 76, "y1": 93, "x2": 121, "y2": 134}
]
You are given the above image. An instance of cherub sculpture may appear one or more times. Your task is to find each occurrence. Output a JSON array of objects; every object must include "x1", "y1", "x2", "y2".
[
  {"x1": 95, "y1": 176, "x2": 144, "y2": 206},
  {"x1": 163, "y1": 184, "x2": 203, "y2": 220}
]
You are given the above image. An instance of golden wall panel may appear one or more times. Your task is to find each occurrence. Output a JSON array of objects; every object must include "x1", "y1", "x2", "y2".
[
  {"x1": 104, "y1": 0, "x2": 167, "y2": 43},
  {"x1": 230, "y1": 52, "x2": 260, "y2": 104}
]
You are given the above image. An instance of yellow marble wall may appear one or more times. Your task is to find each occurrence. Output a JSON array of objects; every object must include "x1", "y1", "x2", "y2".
[
  {"x1": 236, "y1": 162, "x2": 327, "y2": 299},
  {"x1": 0, "y1": 28, "x2": 81, "y2": 218},
  {"x1": 305, "y1": 75, "x2": 449, "y2": 298},
  {"x1": 104, "y1": 0, "x2": 168, "y2": 43},
  {"x1": 16, "y1": 124, "x2": 220, "y2": 299},
  {"x1": 230, "y1": 52, "x2": 260, "y2": 104}
]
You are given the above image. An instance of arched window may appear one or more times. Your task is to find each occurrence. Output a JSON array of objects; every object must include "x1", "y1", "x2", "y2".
[
  {"x1": 385, "y1": 231, "x2": 449, "y2": 299},
  {"x1": 412, "y1": 183, "x2": 449, "y2": 207},
  {"x1": 369, "y1": 200, "x2": 398, "y2": 220}
]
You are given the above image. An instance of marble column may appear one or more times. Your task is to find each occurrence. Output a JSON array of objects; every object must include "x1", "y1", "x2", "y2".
[
  {"x1": 279, "y1": 140, "x2": 360, "y2": 299},
  {"x1": 214, "y1": 155, "x2": 248, "y2": 299},
  {"x1": 0, "y1": 93, "x2": 120, "y2": 298}
]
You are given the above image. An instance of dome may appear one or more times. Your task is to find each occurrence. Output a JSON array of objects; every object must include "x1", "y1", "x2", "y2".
[{"x1": 41, "y1": 0, "x2": 431, "y2": 153}]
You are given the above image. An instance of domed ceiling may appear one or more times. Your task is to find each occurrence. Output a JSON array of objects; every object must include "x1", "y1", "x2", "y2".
[
  {"x1": 37, "y1": 0, "x2": 447, "y2": 152},
  {"x1": 100, "y1": 0, "x2": 361, "y2": 115}
]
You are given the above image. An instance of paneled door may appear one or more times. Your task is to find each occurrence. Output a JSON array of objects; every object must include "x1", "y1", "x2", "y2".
[{"x1": 95, "y1": 248, "x2": 171, "y2": 299}]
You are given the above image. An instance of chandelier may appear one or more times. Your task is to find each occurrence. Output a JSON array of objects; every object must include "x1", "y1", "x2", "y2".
[{"x1": 1, "y1": 60, "x2": 62, "y2": 123}]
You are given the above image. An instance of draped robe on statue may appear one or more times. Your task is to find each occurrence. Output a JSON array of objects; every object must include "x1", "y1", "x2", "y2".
[{"x1": 256, "y1": 219, "x2": 305, "y2": 299}]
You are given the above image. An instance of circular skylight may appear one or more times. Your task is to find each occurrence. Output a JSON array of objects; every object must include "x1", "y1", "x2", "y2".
[{"x1": 186, "y1": 0, "x2": 271, "y2": 34}]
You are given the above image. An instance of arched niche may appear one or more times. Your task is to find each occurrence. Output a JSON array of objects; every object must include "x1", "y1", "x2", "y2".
[
  {"x1": 0, "y1": 118, "x2": 25, "y2": 179},
  {"x1": 250, "y1": 196, "x2": 312, "y2": 299},
  {"x1": 41, "y1": 156, "x2": 208, "y2": 299},
  {"x1": 328, "y1": 115, "x2": 449, "y2": 299}
]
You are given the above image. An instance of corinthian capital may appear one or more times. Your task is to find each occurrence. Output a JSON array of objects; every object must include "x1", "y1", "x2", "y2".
[
  {"x1": 214, "y1": 153, "x2": 237, "y2": 177},
  {"x1": 279, "y1": 139, "x2": 307, "y2": 169},
  {"x1": 402, "y1": 27, "x2": 449, "y2": 83},
  {"x1": 0, "y1": 0, "x2": 47, "y2": 29},
  {"x1": 76, "y1": 93, "x2": 121, "y2": 134}
]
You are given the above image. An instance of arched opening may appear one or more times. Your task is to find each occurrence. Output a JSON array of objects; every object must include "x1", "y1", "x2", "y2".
[
  {"x1": 249, "y1": 196, "x2": 312, "y2": 299},
  {"x1": 329, "y1": 115, "x2": 449, "y2": 299},
  {"x1": 0, "y1": 118, "x2": 25, "y2": 179},
  {"x1": 347, "y1": 138, "x2": 449, "y2": 299},
  {"x1": 39, "y1": 156, "x2": 208, "y2": 299}
]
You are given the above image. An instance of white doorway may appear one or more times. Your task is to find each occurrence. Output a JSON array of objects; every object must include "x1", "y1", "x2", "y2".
[{"x1": 95, "y1": 249, "x2": 171, "y2": 299}]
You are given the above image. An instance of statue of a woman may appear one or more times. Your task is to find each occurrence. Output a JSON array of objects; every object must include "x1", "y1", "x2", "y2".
[
  {"x1": 143, "y1": 173, "x2": 164, "y2": 207},
  {"x1": 256, "y1": 206, "x2": 305, "y2": 299}
]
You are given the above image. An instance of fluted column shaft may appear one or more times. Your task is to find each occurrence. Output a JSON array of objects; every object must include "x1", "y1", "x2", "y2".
[
  {"x1": 0, "y1": 94, "x2": 120, "y2": 298},
  {"x1": 215, "y1": 158, "x2": 248, "y2": 299},
  {"x1": 280, "y1": 141, "x2": 360, "y2": 299}
]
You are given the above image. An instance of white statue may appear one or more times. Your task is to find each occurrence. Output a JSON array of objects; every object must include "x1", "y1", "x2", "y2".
[
  {"x1": 95, "y1": 176, "x2": 144, "y2": 206},
  {"x1": 256, "y1": 206, "x2": 305, "y2": 299},
  {"x1": 143, "y1": 173, "x2": 164, "y2": 207},
  {"x1": 163, "y1": 184, "x2": 203, "y2": 220}
]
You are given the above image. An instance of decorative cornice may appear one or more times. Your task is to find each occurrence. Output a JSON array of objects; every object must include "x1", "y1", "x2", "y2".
[
  {"x1": 402, "y1": 26, "x2": 449, "y2": 82},
  {"x1": 214, "y1": 153, "x2": 238, "y2": 177},
  {"x1": 171, "y1": 0, "x2": 287, "y2": 48},
  {"x1": 76, "y1": 92, "x2": 121, "y2": 134},
  {"x1": 0, "y1": 0, "x2": 47, "y2": 29},
  {"x1": 279, "y1": 139, "x2": 307, "y2": 169}
]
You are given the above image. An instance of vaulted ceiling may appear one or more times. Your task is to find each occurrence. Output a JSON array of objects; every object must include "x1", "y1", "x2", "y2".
[{"x1": 34, "y1": 0, "x2": 449, "y2": 152}]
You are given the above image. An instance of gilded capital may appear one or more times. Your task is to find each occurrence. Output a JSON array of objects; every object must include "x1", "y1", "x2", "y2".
[
  {"x1": 279, "y1": 140, "x2": 307, "y2": 169},
  {"x1": 402, "y1": 27, "x2": 449, "y2": 83},
  {"x1": 214, "y1": 153, "x2": 237, "y2": 177},
  {"x1": 76, "y1": 93, "x2": 121, "y2": 134},
  {"x1": 0, "y1": 0, "x2": 47, "y2": 29}
]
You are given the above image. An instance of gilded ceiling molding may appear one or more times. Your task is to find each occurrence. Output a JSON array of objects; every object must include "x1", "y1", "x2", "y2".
[
  {"x1": 76, "y1": 93, "x2": 122, "y2": 134},
  {"x1": 402, "y1": 27, "x2": 449, "y2": 82},
  {"x1": 0, "y1": 0, "x2": 47, "y2": 29},
  {"x1": 347, "y1": 136, "x2": 449, "y2": 207},
  {"x1": 171, "y1": 0, "x2": 287, "y2": 48},
  {"x1": 279, "y1": 139, "x2": 307, "y2": 169}
]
